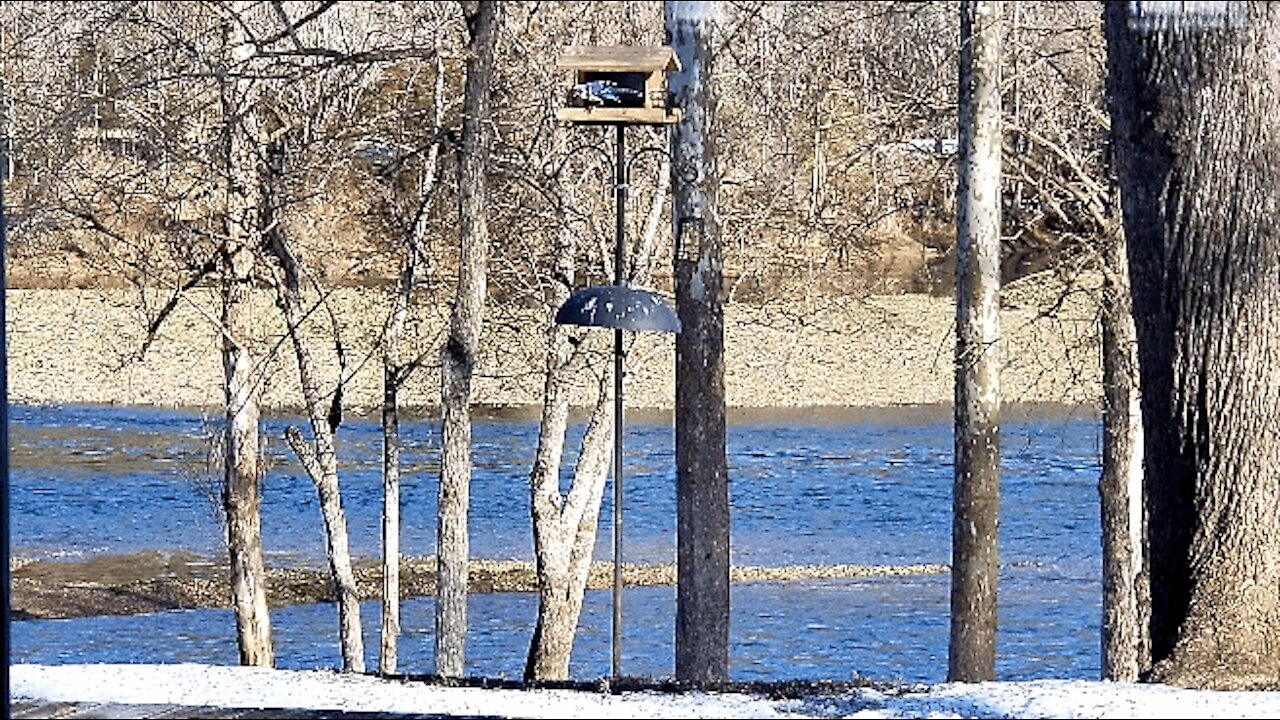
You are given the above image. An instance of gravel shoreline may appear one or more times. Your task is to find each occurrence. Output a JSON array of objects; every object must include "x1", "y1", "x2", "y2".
[
  {"x1": 11, "y1": 553, "x2": 950, "y2": 620},
  {"x1": 8, "y1": 280, "x2": 1102, "y2": 412}
]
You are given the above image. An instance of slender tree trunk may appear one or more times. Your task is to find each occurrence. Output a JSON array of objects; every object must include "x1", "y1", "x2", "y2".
[
  {"x1": 219, "y1": 5, "x2": 272, "y2": 668},
  {"x1": 1099, "y1": 222, "x2": 1148, "y2": 682},
  {"x1": 284, "y1": 426, "x2": 364, "y2": 674},
  {"x1": 950, "y1": 0, "x2": 1002, "y2": 684},
  {"x1": 380, "y1": 360, "x2": 402, "y2": 675},
  {"x1": 667, "y1": 0, "x2": 729, "y2": 686},
  {"x1": 266, "y1": 161, "x2": 364, "y2": 674},
  {"x1": 381, "y1": 54, "x2": 446, "y2": 677},
  {"x1": 1105, "y1": 1, "x2": 1280, "y2": 690},
  {"x1": 0, "y1": 117, "x2": 10, "y2": 720},
  {"x1": 435, "y1": 0, "x2": 498, "y2": 678}
]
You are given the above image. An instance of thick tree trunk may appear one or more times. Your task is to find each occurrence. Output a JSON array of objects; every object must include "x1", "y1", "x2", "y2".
[
  {"x1": 667, "y1": 0, "x2": 729, "y2": 687},
  {"x1": 1099, "y1": 222, "x2": 1149, "y2": 681},
  {"x1": 1105, "y1": 1, "x2": 1280, "y2": 690},
  {"x1": 435, "y1": 0, "x2": 498, "y2": 678},
  {"x1": 950, "y1": 0, "x2": 1002, "y2": 684},
  {"x1": 267, "y1": 179, "x2": 364, "y2": 674},
  {"x1": 220, "y1": 6, "x2": 272, "y2": 668},
  {"x1": 221, "y1": 260, "x2": 273, "y2": 669}
]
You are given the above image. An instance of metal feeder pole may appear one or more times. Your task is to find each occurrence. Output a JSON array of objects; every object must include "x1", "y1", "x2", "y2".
[{"x1": 611, "y1": 122, "x2": 626, "y2": 681}]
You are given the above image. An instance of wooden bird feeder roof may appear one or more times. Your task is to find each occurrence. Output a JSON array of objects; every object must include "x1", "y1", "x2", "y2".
[{"x1": 556, "y1": 45, "x2": 682, "y2": 73}]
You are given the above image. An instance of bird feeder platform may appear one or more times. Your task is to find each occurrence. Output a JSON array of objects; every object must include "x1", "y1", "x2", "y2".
[{"x1": 556, "y1": 45, "x2": 683, "y2": 125}]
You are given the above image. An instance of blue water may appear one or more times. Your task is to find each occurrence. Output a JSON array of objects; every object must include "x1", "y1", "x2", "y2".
[{"x1": 9, "y1": 403, "x2": 1104, "y2": 683}]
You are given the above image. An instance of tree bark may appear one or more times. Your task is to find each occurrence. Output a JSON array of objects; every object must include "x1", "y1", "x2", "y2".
[
  {"x1": 380, "y1": 359, "x2": 403, "y2": 676},
  {"x1": 219, "y1": 4, "x2": 273, "y2": 668},
  {"x1": 266, "y1": 157, "x2": 364, "y2": 674},
  {"x1": 1105, "y1": 1, "x2": 1280, "y2": 690},
  {"x1": 0, "y1": 116, "x2": 10, "y2": 720},
  {"x1": 435, "y1": 0, "x2": 498, "y2": 678},
  {"x1": 950, "y1": 0, "x2": 1002, "y2": 684},
  {"x1": 1099, "y1": 221, "x2": 1149, "y2": 681},
  {"x1": 524, "y1": 369, "x2": 613, "y2": 682},
  {"x1": 381, "y1": 53, "x2": 446, "y2": 677},
  {"x1": 668, "y1": 0, "x2": 730, "y2": 687}
]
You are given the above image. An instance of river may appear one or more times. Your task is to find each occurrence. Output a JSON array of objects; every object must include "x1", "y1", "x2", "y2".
[{"x1": 10, "y1": 402, "x2": 1103, "y2": 683}]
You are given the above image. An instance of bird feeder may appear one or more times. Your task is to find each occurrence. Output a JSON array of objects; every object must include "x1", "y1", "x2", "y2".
[{"x1": 556, "y1": 45, "x2": 683, "y2": 125}]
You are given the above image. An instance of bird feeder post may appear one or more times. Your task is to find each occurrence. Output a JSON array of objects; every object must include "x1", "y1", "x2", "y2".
[
  {"x1": 553, "y1": 45, "x2": 683, "y2": 682},
  {"x1": 611, "y1": 122, "x2": 627, "y2": 681}
]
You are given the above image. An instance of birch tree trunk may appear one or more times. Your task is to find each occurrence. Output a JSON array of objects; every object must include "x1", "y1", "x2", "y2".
[
  {"x1": 219, "y1": 4, "x2": 273, "y2": 668},
  {"x1": 1105, "y1": 0, "x2": 1280, "y2": 689},
  {"x1": 667, "y1": 0, "x2": 729, "y2": 686},
  {"x1": 435, "y1": 0, "x2": 498, "y2": 678},
  {"x1": 1099, "y1": 221, "x2": 1148, "y2": 681},
  {"x1": 524, "y1": 366, "x2": 613, "y2": 681},
  {"x1": 381, "y1": 53, "x2": 446, "y2": 677},
  {"x1": 265, "y1": 148, "x2": 364, "y2": 673},
  {"x1": 950, "y1": 0, "x2": 1002, "y2": 684},
  {"x1": 380, "y1": 351, "x2": 403, "y2": 676}
]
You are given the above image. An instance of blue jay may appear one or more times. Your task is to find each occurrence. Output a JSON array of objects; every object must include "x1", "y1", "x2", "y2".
[{"x1": 570, "y1": 80, "x2": 644, "y2": 107}]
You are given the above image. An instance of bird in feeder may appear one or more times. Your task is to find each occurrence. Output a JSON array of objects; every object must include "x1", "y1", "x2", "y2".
[{"x1": 570, "y1": 79, "x2": 644, "y2": 107}]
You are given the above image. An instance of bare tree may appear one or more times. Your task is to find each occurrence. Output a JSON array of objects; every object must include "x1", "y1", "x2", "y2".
[
  {"x1": 522, "y1": 118, "x2": 615, "y2": 681},
  {"x1": 264, "y1": 135, "x2": 365, "y2": 673},
  {"x1": 377, "y1": 51, "x2": 448, "y2": 677},
  {"x1": 436, "y1": 0, "x2": 500, "y2": 678},
  {"x1": 1105, "y1": 0, "x2": 1280, "y2": 690},
  {"x1": 950, "y1": 0, "x2": 1002, "y2": 684},
  {"x1": 219, "y1": 0, "x2": 273, "y2": 667},
  {"x1": 522, "y1": 121, "x2": 671, "y2": 681}
]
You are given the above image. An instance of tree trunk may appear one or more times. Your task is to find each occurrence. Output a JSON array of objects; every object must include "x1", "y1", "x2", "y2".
[
  {"x1": 950, "y1": 0, "x2": 1002, "y2": 684},
  {"x1": 219, "y1": 5, "x2": 273, "y2": 668},
  {"x1": 266, "y1": 162, "x2": 364, "y2": 674},
  {"x1": 1099, "y1": 221, "x2": 1149, "y2": 681},
  {"x1": 667, "y1": 0, "x2": 730, "y2": 687},
  {"x1": 0, "y1": 127, "x2": 10, "y2": 720},
  {"x1": 381, "y1": 54, "x2": 446, "y2": 677},
  {"x1": 523, "y1": 115, "x2": 672, "y2": 681},
  {"x1": 1105, "y1": 1, "x2": 1280, "y2": 690},
  {"x1": 284, "y1": 426, "x2": 364, "y2": 674},
  {"x1": 380, "y1": 361, "x2": 402, "y2": 676},
  {"x1": 523, "y1": 124, "x2": 605, "y2": 682},
  {"x1": 435, "y1": 0, "x2": 498, "y2": 678},
  {"x1": 524, "y1": 370, "x2": 613, "y2": 682}
]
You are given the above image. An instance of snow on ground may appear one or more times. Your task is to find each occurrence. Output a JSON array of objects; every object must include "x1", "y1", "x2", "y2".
[{"x1": 12, "y1": 663, "x2": 1280, "y2": 719}]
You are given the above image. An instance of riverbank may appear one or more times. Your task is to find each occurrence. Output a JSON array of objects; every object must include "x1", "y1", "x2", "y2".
[
  {"x1": 10, "y1": 552, "x2": 948, "y2": 621},
  {"x1": 7, "y1": 275, "x2": 1102, "y2": 412}
]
